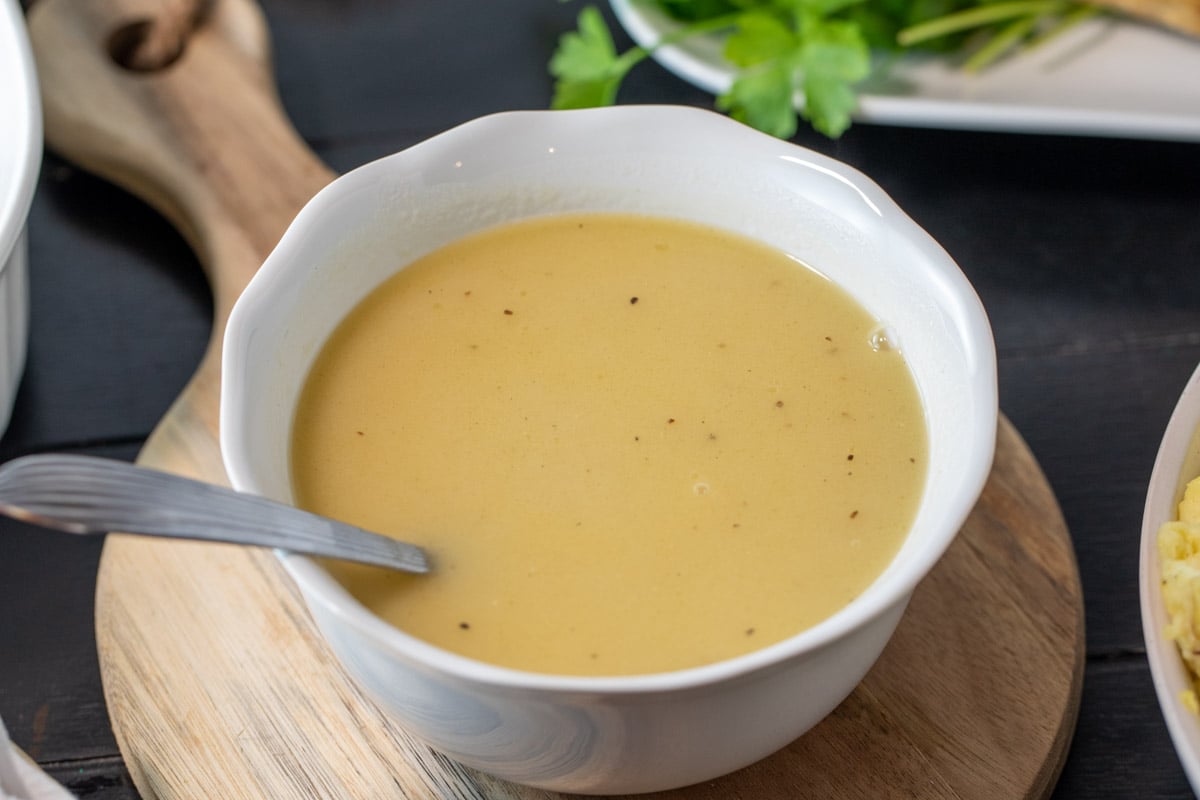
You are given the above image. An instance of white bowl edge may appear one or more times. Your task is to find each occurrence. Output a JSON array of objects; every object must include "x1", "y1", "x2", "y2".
[
  {"x1": 0, "y1": 0, "x2": 42, "y2": 269},
  {"x1": 0, "y1": 0, "x2": 40, "y2": 433},
  {"x1": 1142, "y1": 361, "x2": 1200, "y2": 794},
  {"x1": 221, "y1": 105, "x2": 998, "y2": 695}
]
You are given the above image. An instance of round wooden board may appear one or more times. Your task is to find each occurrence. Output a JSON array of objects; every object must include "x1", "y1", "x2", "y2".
[
  {"x1": 27, "y1": 0, "x2": 1085, "y2": 797},
  {"x1": 97, "y1": 415, "x2": 1084, "y2": 800}
]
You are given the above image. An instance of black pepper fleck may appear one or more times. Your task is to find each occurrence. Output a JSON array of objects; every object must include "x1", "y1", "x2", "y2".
[
  {"x1": 459, "y1": 622, "x2": 471, "y2": 630},
  {"x1": 503, "y1": 309, "x2": 514, "y2": 315},
  {"x1": 850, "y1": 510, "x2": 859, "y2": 519},
  {"x1": 775, "y1": 400, "x2": 784, "y2": 408},
  {"x1": 745, "y1": 627, "x2": 756, "y2": 636},
  {"x1": 630, "y1": 296, "x2": 639, "y2": 305},
  {"x1": 847, "y1": 454, "x2": 854, "y2": 461}
]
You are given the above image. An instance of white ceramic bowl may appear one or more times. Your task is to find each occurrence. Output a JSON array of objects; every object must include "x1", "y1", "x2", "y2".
[
  {"x1": 221, "y1": 106, "x2": 997, "y2": 794},
  {"x1": 0, "y1": 0, "x2": 39, "y2": 435},
  {"x1": 1141, "y1": 362, "x2": 1200, "y2": 794}
]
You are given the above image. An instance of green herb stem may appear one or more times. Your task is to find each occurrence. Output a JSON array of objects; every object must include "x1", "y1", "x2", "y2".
[
  {"x1": 1025, "y1": 4, "x2": 1103, "y2": 51},
  {"x1": 897, "y1": 1, "x2": 1071, "y2": 47},
  {"x1": 963, "y1": 14, "x2": 1039, "y2": 72},
  {"x1": 643, "y1": 11, "x2": 742, "y2": 55},
  {"x1": 657, "y1": 10, "x2": 743, "y2": 43}
]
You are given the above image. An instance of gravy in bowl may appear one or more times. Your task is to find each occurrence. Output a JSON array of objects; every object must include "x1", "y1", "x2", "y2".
[{"x1": 290, "y1": 213, "x2": 927, "y2": 676}]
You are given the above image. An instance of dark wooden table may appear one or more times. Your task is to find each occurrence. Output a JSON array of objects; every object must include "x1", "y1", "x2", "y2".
[{"x1": 2, "y1": 1, "x2": 1199, "y2": 797}]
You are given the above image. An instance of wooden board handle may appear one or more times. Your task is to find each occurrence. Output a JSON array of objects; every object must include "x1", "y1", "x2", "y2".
[
  {"x1": 29, "y1": 0, "x2": 335, "y2": 482},
  {"x1": 29, "y1": 0, "x2": 333, "y2": 326}
]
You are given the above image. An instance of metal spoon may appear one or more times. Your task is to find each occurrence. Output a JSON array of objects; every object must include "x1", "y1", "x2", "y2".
[{"x1": 0, "y1": 453, "x2": 430, "y2": 573}]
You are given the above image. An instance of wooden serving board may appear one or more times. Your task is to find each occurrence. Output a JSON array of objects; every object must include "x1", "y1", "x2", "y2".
[{"x1": 28, "y1": 0, "x2": 1086, "y2": 797}]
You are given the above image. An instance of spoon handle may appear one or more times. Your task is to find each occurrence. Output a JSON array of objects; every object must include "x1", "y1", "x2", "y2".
[{"x1": 0, "y1": 454, "x2": 429, "y2": 574}]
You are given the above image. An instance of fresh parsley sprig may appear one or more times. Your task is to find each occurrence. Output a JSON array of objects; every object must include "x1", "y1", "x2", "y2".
[
  {"x1": 549, "y1": 0, "x2": 1096, "y2": 139},
  {"x1": 550, "y1": 2, "x2": 870, "y2": 138},
  {"x1": 549, "y1": 6, "x2": 740, "y2": 109}
]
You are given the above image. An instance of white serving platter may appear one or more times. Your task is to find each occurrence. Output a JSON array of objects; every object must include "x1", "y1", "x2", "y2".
[{"x1": 612, "y1": 0, "x2": 1200, "y2": 141}]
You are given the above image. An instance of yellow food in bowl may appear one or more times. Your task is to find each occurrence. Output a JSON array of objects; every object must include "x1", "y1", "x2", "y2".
[
  {"x1": 291, "y1": 212, "x2": 929, "y2": 676},
  {"x1": 1159, "y1": 476, "x2": 1200, "y2": 713}
]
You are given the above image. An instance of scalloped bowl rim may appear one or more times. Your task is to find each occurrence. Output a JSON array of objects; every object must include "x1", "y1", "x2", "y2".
[{"x1": 221, "y1": 105, "x2": 997, "y2": 695}]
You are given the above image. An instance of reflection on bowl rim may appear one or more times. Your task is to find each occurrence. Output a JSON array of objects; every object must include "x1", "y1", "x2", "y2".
[{"x1": 222, "y1": 105, "x2": 998, "y2": 694}]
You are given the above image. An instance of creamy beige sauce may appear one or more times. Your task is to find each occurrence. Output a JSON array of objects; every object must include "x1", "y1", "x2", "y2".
[{"x1": 291, "y1": 213, "x2": 928, "y2": 676}]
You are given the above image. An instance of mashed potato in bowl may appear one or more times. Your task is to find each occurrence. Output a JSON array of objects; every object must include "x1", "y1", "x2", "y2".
[
  {"x1": 1143, "y1": 362, "x2": 1200, "y2": 794},
  {"x1": 1159, "y1": 478, "x2": 1200, "y2": 713}
]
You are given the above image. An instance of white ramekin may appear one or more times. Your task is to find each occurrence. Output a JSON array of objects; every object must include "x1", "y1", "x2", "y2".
[{"x1": 0, "y1": 0, "x2": 39, "y2": 435}]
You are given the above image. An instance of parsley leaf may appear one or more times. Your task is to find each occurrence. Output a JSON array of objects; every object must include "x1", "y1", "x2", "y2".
[
  {"x1": 717, "y1": 8, "x2": 868, "y2": 138},
  {"x1": 549, "y1": 7, "x2": 632, "y2": 109},
  {"x1": 723, "y1": 12, "x2": 797, "y2": 67},
  {"x1": 718, "y1": 61, "x2": 800, "y2": 138},
  {"x1": 797, "y1": 18, "x2": 870, "y2": 137}
]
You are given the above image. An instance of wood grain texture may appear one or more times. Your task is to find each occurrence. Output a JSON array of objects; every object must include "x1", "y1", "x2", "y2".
[
  {"x1": 29, "y1": 0, "x2": 332, "y2": 484},
  {"x1": 26, "y1": 0, "x2": 1085, "y2": 797},
  {"x1": 90, "y1": 427, "x2": 1092, "y2": 800}
]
